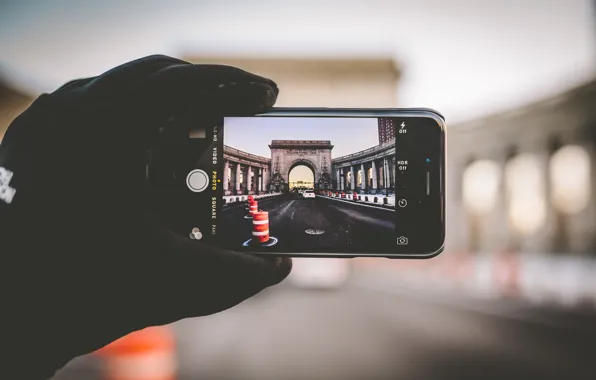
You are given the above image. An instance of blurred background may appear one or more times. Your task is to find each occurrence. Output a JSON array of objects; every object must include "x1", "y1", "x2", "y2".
[{"x1": 2, "y1": 1, "x2": 596, "y2": 379}]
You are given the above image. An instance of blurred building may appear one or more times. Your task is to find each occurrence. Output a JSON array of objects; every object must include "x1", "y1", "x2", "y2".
[
  {"x1": 448, "y1": 78, "x2": 596, "y2": 255},
  {"x1": 0, "y1": 79, "x2": 33, "y2": 141},
  {"x1": 183, "y1": 56, "x2": 400, "y2": 107}
]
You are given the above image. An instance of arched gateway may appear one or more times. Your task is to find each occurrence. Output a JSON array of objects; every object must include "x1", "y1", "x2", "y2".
[{"x1": 269, "y1": 140, "x2": 333, "y2": 192}]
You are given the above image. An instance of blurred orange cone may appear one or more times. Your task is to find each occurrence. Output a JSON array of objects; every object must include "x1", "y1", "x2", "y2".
[{"x1": 96, "y1": 326, "x2": 176, "y2": 380}]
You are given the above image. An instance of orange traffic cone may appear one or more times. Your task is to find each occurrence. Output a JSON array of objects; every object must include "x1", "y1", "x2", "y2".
[
  {"x1": 243, "y1": 210, "x2": 278, "y2": 247},
  {"x1": 252, "y1": 211, "x2": 270, "y2": 244},
  {"x1": 96, "y1": 326, "x2": 176, "y2": 380},
  {"x1": 245, "y1": 199, "x2": 258, "y2": 219},
  {"x1": 249, "y1": 201, "x2": 258, "y2": 216}
]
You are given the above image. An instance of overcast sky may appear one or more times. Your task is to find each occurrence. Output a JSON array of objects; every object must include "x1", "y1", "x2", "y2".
[
  {"x1": 0, "y1": 0, "x2": 595, "y2": 123},
  {"x1": 224, "y1": 117, "x2": 379, "y2": 158}
]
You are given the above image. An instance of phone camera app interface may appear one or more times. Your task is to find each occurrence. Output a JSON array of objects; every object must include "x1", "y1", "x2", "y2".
[{"x1": 215, "y1": 117, "x2": 407, "y2": 254}]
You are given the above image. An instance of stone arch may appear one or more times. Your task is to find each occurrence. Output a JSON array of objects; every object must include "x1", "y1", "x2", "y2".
[
  {"x1": 269, "y1": 140, "x2": 334, "y2": 192},
  {"x1": 286, "y1": 158, "x2": 318, "y2": 184}
]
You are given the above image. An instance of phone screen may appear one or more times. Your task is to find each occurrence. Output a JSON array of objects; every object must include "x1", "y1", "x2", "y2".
[{"x1": 149, "y1": 111, "x2": 445, "y2": 257}]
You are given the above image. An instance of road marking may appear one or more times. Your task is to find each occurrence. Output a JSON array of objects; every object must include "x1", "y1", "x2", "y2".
[
  {"x1": 329, "y1": 205, "x2": 394, "y2": 230},
  {"x1": 272, "y1": 200, "x2": 296, "y2": 220}
]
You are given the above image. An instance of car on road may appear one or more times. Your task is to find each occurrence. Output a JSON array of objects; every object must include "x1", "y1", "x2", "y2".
[{"x1": 302, "y1": 189, "x2": 315, "y2": 198}]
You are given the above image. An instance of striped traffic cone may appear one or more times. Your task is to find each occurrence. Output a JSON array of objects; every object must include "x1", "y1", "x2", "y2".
[
  {"x1": 249, "y1": 201, "x2": 259, "y2": 216},
  {"x1": 244, "y1": 198, "x2": 258, "y2": 219},
  {"x1": 243, "y1": 211, "x2": 278, "y2": 247}
]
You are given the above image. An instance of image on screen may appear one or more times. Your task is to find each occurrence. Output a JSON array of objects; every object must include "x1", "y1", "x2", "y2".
[{"x1": 218, "y1": 117, "x2": 398, "y2": 253}]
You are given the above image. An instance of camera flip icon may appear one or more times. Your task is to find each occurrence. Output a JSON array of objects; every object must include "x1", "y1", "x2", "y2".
[{"x1": 396, "y1": 236, "x2": 408, "y2": 246}]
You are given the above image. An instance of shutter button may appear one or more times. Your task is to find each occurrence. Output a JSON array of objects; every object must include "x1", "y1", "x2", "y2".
[{"x1": 186, "y1": 169, "x2": 209, "y2": 192}]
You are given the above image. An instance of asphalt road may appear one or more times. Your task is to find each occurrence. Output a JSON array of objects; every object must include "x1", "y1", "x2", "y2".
[
  {"x1": 218, "y1": 194, "x2": 396, "y2": 252},
  {"x1": 53, "y1": 268, "x2": 596, "y2": 380}
]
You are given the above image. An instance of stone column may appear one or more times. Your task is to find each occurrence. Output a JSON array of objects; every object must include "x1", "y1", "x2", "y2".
[
  {"x1": 344, "y1": 168, "x2": 347, "y2": 190},
  {"x1": 245, "y1": 165, "x2": 252, "y2": 192},
  {"x1": 336, "y1": 168, "x2": 340, "y2": 190},
  {"x1": 391, "y1": 157, "x2": 396, "y2": 189},
  {"x1": 383, "y1": 157, "x2": 390, "y2": 189},
  {"x1": 235, "y1": 163, "x2": 241, "y2": 193},
  {"x1": 350, "y1": 166, "x2": 355, "y2": 190},
  {"x1": 259, "y1": 167, "x2": 263, "y2": 192},
  {"x1": 360, "y1": 163, "x2": 366, "y2": 191},
  {"x1": 381, "y1": 158, "x2": 385, "y2": 188},
  {"x1": 372, "y1": 160, "x2": 378, "y2": 190},
  {"x1": 223, "y1": 160, "x2": 229, "y2": 192}
]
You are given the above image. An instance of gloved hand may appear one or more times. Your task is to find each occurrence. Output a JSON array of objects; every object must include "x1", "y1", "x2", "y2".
[{"x1": 0, "y1": 55, "x2": 292, "y2": 379}]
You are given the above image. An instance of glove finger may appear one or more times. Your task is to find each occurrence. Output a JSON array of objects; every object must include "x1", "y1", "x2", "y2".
[
  {"x1": 139, "y1": 63, "x2": 279, "y2": 118},
  {"x1": 60, "y1": 55, "x2": 190, "y2": 96}
]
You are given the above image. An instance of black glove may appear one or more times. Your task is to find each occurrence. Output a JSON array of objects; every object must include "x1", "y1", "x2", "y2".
[{"x1": 0, "y1": 55, "x2": 292, "y2": 379}]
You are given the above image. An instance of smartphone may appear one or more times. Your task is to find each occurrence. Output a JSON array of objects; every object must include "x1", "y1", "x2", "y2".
[{"x1": 147, "y1": 108, "x2": 445, "y2": 258}]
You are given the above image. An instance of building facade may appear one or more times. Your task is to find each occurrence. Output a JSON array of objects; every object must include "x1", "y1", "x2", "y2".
[
  {"x1": 377, "y1": 117, "x2": 396, "y2": 145},
  {"x1": 447, "y1": 79, "x2": 596, "y2": 255}
]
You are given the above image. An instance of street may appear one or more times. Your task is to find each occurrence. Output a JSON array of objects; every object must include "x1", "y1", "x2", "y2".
[
  {"x1": 54, "y1": 267, "x2": 596, "y2": 380},
  {"x1": 218, "y1": 194, "x2": 396, "y2": 252}
]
